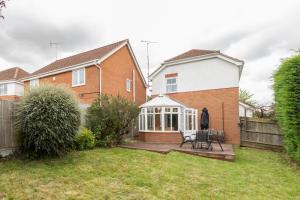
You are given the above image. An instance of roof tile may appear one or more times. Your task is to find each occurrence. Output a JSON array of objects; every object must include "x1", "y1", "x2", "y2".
[
  {"x1": 0, "y1": 67, "x2": 30, "y2": 81},
  {"x1": 31, "y1": 39, "x2": 128, "y2": 76}
]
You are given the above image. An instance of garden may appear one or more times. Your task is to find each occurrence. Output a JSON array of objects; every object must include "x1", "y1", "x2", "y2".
[
  {"x1": 0, "y1": 50, "x2": 299, "y2": 199},
  {"x1": 1, "y1": 147, "x2": 300, "y2": 199}
]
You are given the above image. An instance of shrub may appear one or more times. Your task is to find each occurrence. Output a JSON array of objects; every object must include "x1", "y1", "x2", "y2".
[
  {"x1": 75, "y1": 127, "x2": 95, "y2": 150},
  {"x1": 86, "y1": 94, "x2": 139, "y2": 147},
  {"x1": 273, "y1": 54, "x2": 300, "y2": 163},
  {"x1": 16, "y1": 85, "x2": 81, "y2": 158}
]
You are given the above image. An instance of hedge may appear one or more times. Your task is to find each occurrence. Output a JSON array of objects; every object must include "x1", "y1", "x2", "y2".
[{"x1": 273, "y1": 53, "x2": 300, "y2": 163}]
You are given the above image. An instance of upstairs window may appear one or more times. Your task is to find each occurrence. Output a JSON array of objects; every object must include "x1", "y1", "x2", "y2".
[
  {"x1": 72, "y1": 68, "x2": 85, "y2": 87},
  {"x1": 30, "y1": 79, "x2": 39, "y2": 88},
  {"x1": 166, "y1": 77, "x2": 177, "y2": 93},
  {"x1": 0, "y1": 84, "x2": 7, "y2": 95},
  {"x1": 126, "y1": 79, "x2": 131, "y2": 92}
]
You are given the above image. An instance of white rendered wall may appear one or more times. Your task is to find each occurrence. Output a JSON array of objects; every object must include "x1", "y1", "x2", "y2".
[{"x1": 152, "y1": 58, "x2": 240, "y2": 95}]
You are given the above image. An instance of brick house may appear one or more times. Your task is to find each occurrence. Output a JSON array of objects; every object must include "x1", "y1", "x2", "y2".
[
  {"x1": 0, "y1": 67, "x2": 29, "y2": 101},
  {"x1": 21, "y1": 39, "x2": 147, "y2": 107},
  {"x1": 138, "y1": 49, "x2": 244, "y2": 145}
]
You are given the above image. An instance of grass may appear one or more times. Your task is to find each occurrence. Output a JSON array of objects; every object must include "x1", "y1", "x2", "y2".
[{"x1": 0, "y1": 148, "x2": 300, "y2": 200}]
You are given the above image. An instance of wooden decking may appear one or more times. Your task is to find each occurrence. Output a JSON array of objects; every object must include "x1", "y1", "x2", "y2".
[{"x1": 118, "y1": 141, "x2": 235, "y2": 161}]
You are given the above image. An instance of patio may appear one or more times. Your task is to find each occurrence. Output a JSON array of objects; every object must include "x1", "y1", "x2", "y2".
[{"x1": 118, "y1": 141, "x2": 235, "y2": 161}]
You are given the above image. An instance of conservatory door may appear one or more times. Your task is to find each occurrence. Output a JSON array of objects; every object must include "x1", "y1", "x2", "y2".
[{"x1": 184, "y1": 109, "x2": 197, "y2": 138}]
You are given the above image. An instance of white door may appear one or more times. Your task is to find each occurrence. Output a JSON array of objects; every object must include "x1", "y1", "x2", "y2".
[{"x1": 184, "y1": 109, "x2": 196, "y2": 139}]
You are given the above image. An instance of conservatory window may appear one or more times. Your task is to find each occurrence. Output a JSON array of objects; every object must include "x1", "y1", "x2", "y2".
[
  {"x1": 154, "y1": 108, "x2": 162, "y2": 131},
  {"x1": 147, "y1": 108, "x2": 154, "y2": 131},
  {"x1": 139, "y1": 106, "x2": 181, "y2": 132},
  {"x1": 164, "y1": 107, "x2": 179, "y2": 131}
]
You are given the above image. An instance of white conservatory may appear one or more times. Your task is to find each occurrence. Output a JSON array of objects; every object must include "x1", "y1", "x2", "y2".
[{"x1": 138, "y1": 95, "x2": 198, "y2": 143}]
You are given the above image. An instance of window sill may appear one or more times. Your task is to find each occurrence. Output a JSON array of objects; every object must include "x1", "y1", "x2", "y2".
[
  {"x1": 139, "y1": 130, "x2": 180, "y2": 133},
  {"x1": 166, "y1": 91, "x2": 178, "y2": 94},
  {"x1": 72, "y1": 83, "x2": 85, "y2": 88}
]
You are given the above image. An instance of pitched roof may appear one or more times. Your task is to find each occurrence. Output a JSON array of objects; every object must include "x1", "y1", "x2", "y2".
[
  {"x1": 0, "y1": 67, "x2": 30, "y2": 82},
  {"x1": 140, "y1": 94, "x2": 188, "y2": 108},
  {"x1": 165, "y1": 49, "x2": 219, "y2": 62},
  {"x1": 164, "y1": 49, "x2": 243, "y2": 63},
  {"x1": 30, "y1": 39, "x2": 128, "y2": 76}
]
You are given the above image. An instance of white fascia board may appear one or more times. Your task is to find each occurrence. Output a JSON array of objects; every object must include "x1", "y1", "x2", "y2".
[
  {"x1": 0, "y1": 80, "x2": 23, "y2": 85},
  {"x1": 150, "y1": 53, "x2": 244, "y2": 80}
]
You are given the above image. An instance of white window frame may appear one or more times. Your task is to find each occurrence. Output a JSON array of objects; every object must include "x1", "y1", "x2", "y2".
[
  {"x1": 126, "y1": 79, "x2": 131, "y2": 92},
  {"x1": 30, "y1": 79, "x2": 39, "y2": 89},
  {"x1": 166, "y1": 77, "x2": 177, "y2": 93},
  {"x1": 0, "y1": 83, "x2": 8, "y2": 96},
  {"x1": 139, "y1": 106, "x2": 181, "y2": 133},
  {"x1": 72, "y1": 68, "x2": 85, "y2": 87}
]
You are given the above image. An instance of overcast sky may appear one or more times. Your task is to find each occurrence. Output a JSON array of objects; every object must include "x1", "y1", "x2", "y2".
[{"x1": 0, "y1": 0, "x2": 299, "y2": 104}]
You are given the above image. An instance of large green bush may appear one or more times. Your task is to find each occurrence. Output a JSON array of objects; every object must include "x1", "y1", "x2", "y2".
[
  {"x1": 86, "y1": 94, "x2": 139, "y2": 147},
  {"x1": 75, "y1": 127, "x2": 95, "y2": 150},
  {"x1": 273, "y1": 54, "x2": 300, "y2": 163},
  {"x1": 16, "y1": 85, "x2": 81, "y2": 158}
]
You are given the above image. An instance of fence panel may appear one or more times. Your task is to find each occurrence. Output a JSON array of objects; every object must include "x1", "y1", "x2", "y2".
[
  {"x1": 240, "y1": 117, "x2": 283, "y2": 151},
  {"x1": 0, "y1": 100, "x2": 17, "y2": 156}
]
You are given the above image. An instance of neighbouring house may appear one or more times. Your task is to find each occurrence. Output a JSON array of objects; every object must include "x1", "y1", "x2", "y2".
[
  {"x1": 138, "y1": 49, "x2": 244, "y2": 145},
  {"x1": 239, "y1": 101, "x2": 255, "y2": 117},
  {"x1": 21, "y1": 39, "x2": 147, "y2": 107},
  {"x1": 0, "y1": 67, "x2": 29, "y2": 101}
]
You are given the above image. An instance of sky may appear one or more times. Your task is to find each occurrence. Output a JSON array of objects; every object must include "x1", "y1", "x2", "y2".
[{"x1": 0, "y1": 0, "x2": 299, "y2": 104}]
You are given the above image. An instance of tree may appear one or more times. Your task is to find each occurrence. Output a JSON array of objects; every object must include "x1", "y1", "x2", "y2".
[
  {"x1": 273, "y1": 53, "x2": 300, "y2": 163},
  {"x1": 86, "y1": 94, "x2": 140, "y2": 147},
  {"x1": 16, "y1": 85, "x2": 81, "y2": 158},
  {"x1": 0, "y1": 0, "x2": 8, "y2": 19},
  {"x1": 239, "y1": 89, "x2": 257, "y2": 106}
]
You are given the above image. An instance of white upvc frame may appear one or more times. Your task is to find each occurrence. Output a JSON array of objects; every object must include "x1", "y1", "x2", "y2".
[
  {"x1": 165, "y1": 77, "x2": 178, "y2": 93},
  {"x1": 126, "y1": 78, "x2": 131, "y2": 92},
  {"x1": 183, "y1": 108, "x2": 198, "y2": 135},
  {"x1": 30, "y1": 79, "x2": 39, "y2": 89},
  {"x1": 72, "y1": 68, "x2": 85, "y2": 87},
  {"x1": 0, "y1": 83, "x2": 8, "y2": 96},
  {"x1": 139, "y1": 106, "x2": 183, "y2": 133}
]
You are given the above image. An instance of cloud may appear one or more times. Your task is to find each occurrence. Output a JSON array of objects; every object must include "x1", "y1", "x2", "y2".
[{"x1": 0, "y1": 14, "x2": 101, "y2": 72}]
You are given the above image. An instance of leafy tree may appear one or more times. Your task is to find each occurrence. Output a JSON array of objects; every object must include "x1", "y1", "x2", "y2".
[
  {"x1": 16, "y1": 85, "x2": 81, "y2": 158},
  {"x1": 239, "y1": 89, "x2": 257, "y2": 107},
  {"x1": 273, "y1": 53, "x2": 300, "y2": 163},
  {"x1": 86, "y1": 94, "x2": 140, "y2": 147}
]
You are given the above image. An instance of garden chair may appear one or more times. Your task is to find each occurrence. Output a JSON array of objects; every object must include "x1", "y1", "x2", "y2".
[
  {"x1": 195, "y1": 130, "x2": 212, "y2": 150},
  {"x1": 179, "y1": 131, "x2": 195, "y2": 149}
]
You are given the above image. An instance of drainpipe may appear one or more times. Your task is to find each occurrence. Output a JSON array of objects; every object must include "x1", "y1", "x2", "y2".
[{"x1": 95, "y1": 62, "x2": 102, "y2": 96}]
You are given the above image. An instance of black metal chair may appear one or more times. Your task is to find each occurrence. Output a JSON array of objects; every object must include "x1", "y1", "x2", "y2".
[
  {"x1": 195, "y1": 130, "x2": 212, "y2": 150},
  {"x1": 208, "y1": 130, "x2": 224, "y2": 151},
  {"x1": 179, "y1": 131, "x2": 195, "y2": 149}
]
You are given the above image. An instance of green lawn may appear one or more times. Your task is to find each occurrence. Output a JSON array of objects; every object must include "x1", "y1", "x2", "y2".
[{"x1": 0, "y1": 148, "x2": 299, "y2": 200}]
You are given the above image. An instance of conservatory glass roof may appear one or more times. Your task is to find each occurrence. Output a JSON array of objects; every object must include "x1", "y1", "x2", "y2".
[{"x1": 140, "y1": 95, "x2": 187, "y2": 108}]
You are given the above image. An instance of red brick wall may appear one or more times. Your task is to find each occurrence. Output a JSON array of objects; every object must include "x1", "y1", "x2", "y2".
[
  {"x1": 101, "y1": 45, "x2": 146, "y2": 105},
  {"x1": 166, "y1": 87, "x2": 240, "y2": 144},
  {"x1": 0, "y1": 95, "x2": 20, "y2": 101},
  {"x1": 24, "y1": 45, "x2": 146, "y2": 105},
  {"x1": 24, "y1": 66, "x2": 100, "y2": 104},
  {"x1": 139, "y1": 132, "x2": 182, "y2": 144}
]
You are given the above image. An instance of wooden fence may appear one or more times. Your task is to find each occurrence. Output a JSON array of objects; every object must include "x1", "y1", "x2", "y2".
[
  {"x1": 240, "y1": 117, "x2": 283, "y2": 151},
  {"x1": 0, "y1": 100, "x2": 17, "y2": 156}
]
